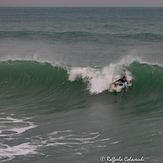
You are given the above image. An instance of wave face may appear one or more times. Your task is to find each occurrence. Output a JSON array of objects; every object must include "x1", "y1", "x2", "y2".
[{"x1": 0, "y1": 59, "x2": 163, "y2": 113}]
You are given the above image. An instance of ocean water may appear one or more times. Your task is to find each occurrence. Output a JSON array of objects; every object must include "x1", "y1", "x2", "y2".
[{"x1": 0, "y1": 7, "x2": 163, "y2": 163}]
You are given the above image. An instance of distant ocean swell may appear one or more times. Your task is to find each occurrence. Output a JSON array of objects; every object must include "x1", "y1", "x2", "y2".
[
  {"x1": 1, "y1": 31, "x2": 163, "y2": 42},
  {"x1": 0, "y1": 31, "x2": 94, "y2": 42}
]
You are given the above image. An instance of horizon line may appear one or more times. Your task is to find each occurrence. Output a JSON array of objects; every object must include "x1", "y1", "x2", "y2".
[{"x1": 0, "y1": 6, "x2": 163, "y2": 8}]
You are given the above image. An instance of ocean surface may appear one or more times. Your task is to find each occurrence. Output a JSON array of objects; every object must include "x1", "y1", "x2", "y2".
[{"x1": 0, "y1": 7, "x2": 163, "y2": 163}]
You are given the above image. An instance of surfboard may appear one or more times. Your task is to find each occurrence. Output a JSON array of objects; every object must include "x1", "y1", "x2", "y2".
[{"x1": 112, "y1": 80, "x2": 117, "y2": 90}]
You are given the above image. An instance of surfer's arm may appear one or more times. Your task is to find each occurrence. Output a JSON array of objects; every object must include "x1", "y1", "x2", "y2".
[{"x1": 113, "y1": 79, "x2": 121, "y2": 84}]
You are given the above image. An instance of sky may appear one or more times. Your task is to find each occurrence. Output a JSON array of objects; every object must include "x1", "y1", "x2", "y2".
[{"x1": 0, "y1": 0, "x2": 163, "y2": 7}]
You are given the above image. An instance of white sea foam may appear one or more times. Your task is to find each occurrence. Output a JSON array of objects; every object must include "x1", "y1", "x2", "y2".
[
  {"x1": 0, "y1": 122, "x2": 120, "y2": 162},
  {"x1": 0, "y1": 117, "x2": 37, "y2": 136},
  {"x1": 0, "y1": 115, "x2": 37, "y2": 162},
  {"x1": 68, "y1": 61, "x2": 133, "y2": 94},
  {"x1": 43, "y1": 131, "x2": 110, "y2": 148},
  {"x1": 0, "y1": 143, "x2": 38, "y2": 157}
]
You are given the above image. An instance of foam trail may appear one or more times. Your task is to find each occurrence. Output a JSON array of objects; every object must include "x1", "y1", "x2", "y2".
[
  {"x1": 0, "y1": 143, "x2": 38, "y2": 157},
  {"x1": 0, "y1": 115, "x2": 37, "y2": 162}
]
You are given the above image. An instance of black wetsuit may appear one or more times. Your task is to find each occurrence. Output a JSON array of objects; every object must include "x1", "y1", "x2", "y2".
[{"x1": 114, "y1": 78, "x2": 128, "y2": 86}]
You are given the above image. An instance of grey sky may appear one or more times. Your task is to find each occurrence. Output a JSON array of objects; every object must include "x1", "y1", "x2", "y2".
[{"x1": 0, "y1": 0, "x2": 163, "y2": 7}]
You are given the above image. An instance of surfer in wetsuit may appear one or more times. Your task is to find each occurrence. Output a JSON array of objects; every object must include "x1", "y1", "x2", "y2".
[{"x1": 112, "y1": 76, "x2": 128, "y2": 87}]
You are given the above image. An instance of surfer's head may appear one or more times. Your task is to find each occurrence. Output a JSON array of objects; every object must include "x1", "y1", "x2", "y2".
[{"x1": 123, "y1": 76, "x2": 126, "y2": 80}]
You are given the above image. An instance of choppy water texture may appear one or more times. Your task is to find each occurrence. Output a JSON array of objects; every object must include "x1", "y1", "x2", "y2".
[{"x1": 0, "y1": 7, "x2": 163, "y2": 163}]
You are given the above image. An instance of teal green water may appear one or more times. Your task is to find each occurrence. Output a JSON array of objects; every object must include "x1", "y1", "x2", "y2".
[{"x1": 0, "y1": 7, "x2": 163, "y2": 163}]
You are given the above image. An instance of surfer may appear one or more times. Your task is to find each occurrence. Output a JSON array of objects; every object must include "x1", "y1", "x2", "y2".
[{"x1": 112, "y1": 76, "x2": 128, "y2": 87}]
